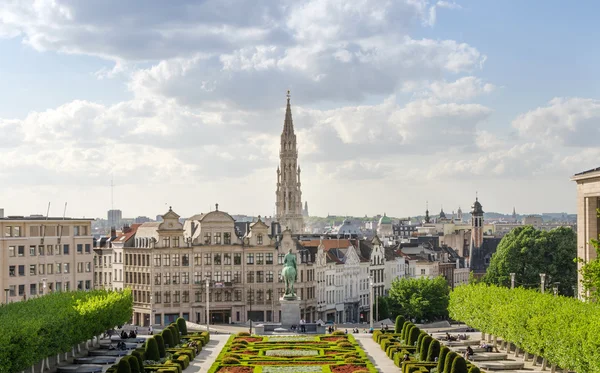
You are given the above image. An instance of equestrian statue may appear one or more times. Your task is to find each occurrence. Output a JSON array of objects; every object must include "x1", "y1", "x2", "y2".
[{"x1": 281, "y1": 248, "x2": 297, "y2": 299}]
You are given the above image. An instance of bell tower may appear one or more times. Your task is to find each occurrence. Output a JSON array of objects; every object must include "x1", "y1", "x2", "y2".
[{"x1": 275, "y1": 91, "x2": 304, "y2": 233}]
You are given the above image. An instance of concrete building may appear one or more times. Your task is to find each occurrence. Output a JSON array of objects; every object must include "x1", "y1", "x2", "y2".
[
  {"x1": 275, "y1": 91, "x2": 304, "y2": 234},
  {"x1": 1, "y1": 213, "x2": 94, "y2": 303},
  {"x1": 107, "y1": 209, "x2": 122, "y2": 229},
  {"x1": 377, "y1": 214, "x2": 393, "y2": 237},
  {"x1": 572, "y1": 167, "x2": 600, "y2": 298}
]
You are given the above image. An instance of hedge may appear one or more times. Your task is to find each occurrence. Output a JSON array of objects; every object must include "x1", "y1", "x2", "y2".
[
  {"x1": 419, "y1": 336, "x2": 432, "y2": 361},
  {"x1": 176, "y1": 317, "x2": 188, "y2": 335},
  {"x1": 437, "y1": 346, "x2": 450, "y2": 373},
  {"x1": 0, "y1": 289, "x2": 132, "y2": 373},
  {"x1": 443, "y1": 351, "x2": 458, "y2": 373},
  {"x1": 155, "y1": 334, "x2": 166, "y2": 358},
  {"x1": 395, "y1": 315, "x2": 406, "y2": 333},
  {"x1": 162, "y1": 328, "x2": 174, "y2": 348},
  {"x1": 145, "y1": 337, "x2": 161, "y2": 361},
  {"x1": 426, "y1": 339, "x2": 440, "y2": 362},
  {"x1": 451, "y1": 356, "x2": 468, "y2": 373},
  {"x1": 117, "y1": 358, "x2": 132, "y2": 373},
  {"x1": 407, "y1": 325, "x2": 419, "y2": 346},
  {"x1": 449, "y1": 283, "x2": 600, "y2": 373}
]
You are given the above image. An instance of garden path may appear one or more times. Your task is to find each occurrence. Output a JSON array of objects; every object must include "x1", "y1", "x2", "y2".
[
  {"x1": 189, "y1": 334, "x2": 231, "y2": 373},
  {"x1": 354, "y1": 334, "x2": 402, "y2": 373}
]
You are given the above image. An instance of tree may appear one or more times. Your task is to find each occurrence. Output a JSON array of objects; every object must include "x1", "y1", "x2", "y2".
[
  {"x1": 389, "y1": 276, "x2": 450, "y2": 322},
  {"x1": 438, "y1": 346, "x2": 450, "y2": 372},
  {"x1": 578, "y1": 208, "x2": 600, "y2": 301},
  {"x1": 161, "y1": 329, "x2": 174, "y2": 348},
  {"x1": 376, "y1": 296, "x2": 390, "y2": 320},
  {"x1": 176, "y1": 317, "x2": 188, "y2": 335},
  {"x1": 427, "y1": 339, "x2": 440, "y2": 362},
  {"x1": 450, "y1": 356, "x2": 468, "y2": 373},
  {"x1": 144, "y1": 337, "x2": 160, "y2": 361},
  {"x1": 154, "y1": 334, "x2": 166, "y2": 358},
  {"x1": 394, "y1": 315, "x2": 405, "y2": 333},
  {"x1": 117, "y1": 358, "x2": 132, "y2": 373},
  {"x1": 484, "y1": 226, "x2": 577, "y2": 295}
]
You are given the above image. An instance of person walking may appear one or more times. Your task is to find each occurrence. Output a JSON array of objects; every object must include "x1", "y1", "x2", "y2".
[{"x1": 300, "y1": 319, "x2": 306, "y2": 333}]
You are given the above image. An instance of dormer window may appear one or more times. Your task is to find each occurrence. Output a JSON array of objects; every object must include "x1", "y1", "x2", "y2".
[
  {"x1": 224, "y1": 232, "x2": 231, "y2": 245},
  {"x1": 204, "y1": 233, "x2": 211, "y2": 245},
  {"x1": 215, "y1": 232, "x2": 222, "y2": 244},
  {"x1": 257, "y1": 234, "x2": 263, "y2": 245}
]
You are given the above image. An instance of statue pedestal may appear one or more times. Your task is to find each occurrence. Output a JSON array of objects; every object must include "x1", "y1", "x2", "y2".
[{"x1": 280, "y1": 297, "x2": 301, "y2": 329}]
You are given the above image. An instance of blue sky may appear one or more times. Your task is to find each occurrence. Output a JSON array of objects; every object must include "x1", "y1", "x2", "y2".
[{"x1": 0, "y1": 0, "x2": 597, "y2": 219}]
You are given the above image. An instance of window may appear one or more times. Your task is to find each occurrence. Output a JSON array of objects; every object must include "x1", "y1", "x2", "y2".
[
  {"x1": 173, "y1": 272, "x2": 180, "y2": 285},
  {"x1": 13, "y1": 226, "x2": 21, "y2": 237},
  {"x1": 234, "y1": 290, "x2": 242, "y2": 301},
  {"x1": 56, "y1": 263, "x2": 62, "y2": 274},
  {"x1": 162, "y1": 237, "x2": 171, "y2": 247},
  {"x1": 173, "y1": 237, "x2": 180, "y2": 247},
  {"x1": 194, "y1": 254, "x2": 201, "y2": 266},
  {"x1": 214, "y1": 271, "x2": 221, "y2": 282},
  {"x1": 182, "y1": 272, "x2": 189, "y2": 284},
  {"x1": 164, "y1": 291, "x2": 171, "y2": 303},
  {"x1": 172, "y1": 254, "x2": 180, "y2": 266},
  {"x1": 266, "y1": 253, "x2": 273, "y2": 265},
  {"x1": 256, "y1": 253, "x2": 264, "y2": 265},
  {"x1": 266, "y1": 289, "x2": 273, "y2": 301},
  {"x1": 18, "y1": 246, "x2": 24, "y2": 257},
  {"x1": 29, "y1": 246, "x2": 36, "y2": 256},
  {"x1": 54, "y1": 245, "x2": 59, "y2": 255},
  {"x1": 266, "y1": 271, "x2": 274, "y2": 283},
  {"x1": 204, "y1": 253, "x2": 211, "y2": 265},
  {"x1": 246, "y1": 253, "x2": 254, "y2": 265},
  {"x1": 85, "y1": 280, "x2": 91, "y2": 290},
  {"x1": 4, "y1": 226, "x2": 11, "y2": 237},
  {"x1": 214, "y1": 291, "x2": 222, "y2": 302},
  {"x1": 247, "y1": 271, "x2": 254, "y2": 283},
  {"x1": 174, "y1": 291, "x2": 180, "y2": 303},
  {"x1": 257, "y1": 234, "x2": 263, "y2": 245},
  {"x1": 77, "y1": 262, "x2": 84, "y2": 273},
  {"x1": 233, "y1": 271, "x2": 241, "y2": 283},
  {"x1": 194, "y1": 272, "x2": 202, "y2": 284},
  {"x1": 154, "y1": 273, "x2": 162, "y2": 285},
  {"x1": 214, "y1": 253, "x2": 221, "y2": 265},
  {"x1": 214, "y1": 232, "x2": 221, "y2": 244},
  {"x1": 85, "y1": 244, "x2": 91, "y2": 254},
  {"x1": 30, "y1": 283, "x2": 37, "y2": 295},
  {"x1": 38, "y1": 245, "x2": 45, "y2": 256},
  {"x1": 30, "y1": 265, "x2": 37, "y2": 276},
  {"x1": 278, "y1": 253, "x2": 285, "y2": 264},
  {"x1": 224, "y1": 232, "x2": 231, "y2": 245},
  {"x1": 182, "y1": 291, "x2": 189, "y2": 303},
  {"x1": 257, "y1": 271, "x2": 264, "y2": 283},
  {"x1": 182, "y1": 254, "x2": 189, "y2": 266},
  {"x1": 234, "y1": 253, "x2": 241, "y2": 265},
  {"x1": 47, "y1": 264, "x2": 53, "y2": 274},
  {"x1": 64, "y1": 263, "x2": 70, "y2": 273},
  {"x1": 9, "y1": 266, "x2": 15, "y2": 277},
  {"x1": 18, "y1": 284, "x2": 25, "y2": 296},
  {"x1": 9, "y1": 285, "x2": 16, "y2": 297},
  {"x1": 204, "y1": 233, "x2": 211, "y2": 245},
  {"x1": 164, "y1": 273, "x2": 171, "y2": 285},
  {"x1": 18, "y1": 265, "x2": 25, "y2": 276},
  {"x1": 40, "y1": 264, "x2": 47, "y2": 275},
  {"x1": 420, "y1": 269, "x2": 426, "y2": 275},
  {"x1": 163, "y1": 254, "x2": 170, "y2": 266},
  {"x1": 77, "y1": 244, "x2": 83, "y2": 254},
  {"x1": 225, "y1": 291, "x2": 232, "y2": 302},
  {"x1": 63, "y1": 245, "x2": 69, "y2": 255},
  {"x1": 224, "y1": 271, "x2": 232, "y2": 282},
  {"x1": 154, "y1": 254, "x2": 161, "y2": 266},
  {"x1": 86, "y1": 262, "x2": 91, "y2": 272},
  {"x1": 224, "y1": 253, "x2": 231, "y2": 265},
  {"x1": 195, "y1": 291, "x2": 201, "y2": 302},
  {"x1": 8, "y1": 246, "x2": 15, "y2": 257}
]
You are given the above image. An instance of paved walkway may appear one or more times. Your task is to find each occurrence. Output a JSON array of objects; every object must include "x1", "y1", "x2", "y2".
[
  {"x1": 189, "y1": 334, "x2": 230, "y2": 372},
  {"x1": 354, "y1": 334, "x2": 401, "y2": 373}
]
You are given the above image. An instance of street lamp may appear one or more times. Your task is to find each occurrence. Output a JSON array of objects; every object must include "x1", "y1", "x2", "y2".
[
  {"x1": 206, "y1": 278, "x2": 210, "y2": 333},
  {"x1": 539, "y1": 273, "x2": 546, "y2": 294},
  {"x1": 4, "y1": 288, "x2": 9, "y2": 304},
  {"x1": 553, "y1": 282, "x2": 560, "y2": 297},
  {"x1": 369, "y1": 276, "x2": 374, "y2": 331}
]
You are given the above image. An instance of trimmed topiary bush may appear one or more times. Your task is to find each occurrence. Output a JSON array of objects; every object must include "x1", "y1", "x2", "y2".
[
  {"x1": 468, "y1": 366, "x2": 481, "y2": 373},
  {"x1": 427, "y1": 339, "x2": 440, "y2": 362},
  {"x1": 222, "y1": 357, "x2": 240, "y2": 364},
  {"x1": 128, "y1": 355, "x2": 141, "y2": 373},
  {"x1": 401, "y1": 322, "x2": 412, "y2": 342},
  {"x1": 332, "y1": 330, "x2": 346, "y2": 336},
  {"x1": 131, "y1": 350, "x2": 145, "y2": 373},
  {"x1": 237, "y1": 332, "x2": 250, "y2": 337},
  {"x1": 416, "y1": 332, "x2": 426, "y2": 352},
  {"x1": 438, "y1": 345, "x2": 450, "y2": 372},
  {"x1": 162, "y1": 328, "x2": 174, "y2": 348},
  {"x1": 117, "y1": 358, "x2": 132, "y2": 373},
  {"x1": 144, "y1": 337, "x2": 160, "y2": 361},
  {"x1": 444, "y1": 351, "x2": 458, "y2": 373},
  {"x1": 420, "y1": 336, "x2": 433, "y2": 361},
  {"x1": 176, "y1": 317, "x2": 188, "y2": 335},
  {"x1": 451, "y1": 356, "x2": 468, "y2": 373},
  {"x1": 154, "y1": 334, "x2": 166, "y2": 358},
  {"x1": 169, "y1": 325, "x2": 180, "y2": 345},
  {"x1": 408, "y1": 325, "x2": 420, "y2": 346},
  {"x1": 395, "y1": 315, "x2": 405, "y2": 333}
]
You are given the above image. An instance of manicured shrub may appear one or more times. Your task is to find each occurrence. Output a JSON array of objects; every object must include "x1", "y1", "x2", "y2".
[
  {"x1": 444, "y1": 351, "x2": 458, "y2": 373},
  {"x1": 420, "y1": 336, "x2": 432, "y2": 361},
  {"x1": 468, "y1": 366, "x2": 481, "y2": 373},
  {"x1": 437, "y1": 346, "x2": 450, "y2": 372},
  {"x1": 345, "y1": 357, "x2": 362, "y2": 364},
  {"x1": 223, "y1": 353, "x2": 241, "y2": 360},
  {"x1": 233, "y1": 339, "x2": 249, "y2": 345},
  {"x1": 426, "y1": 339, "x2": 440, "y2": 362},
  {"x1": 131, "y1": 350, "x2": 145, "y2": 373},
  {"x1": 222, "y1": 357, "x2": 240, "y2": 364},
  {"x1": 395, "y1": 315, "x2": 406, "y2": 333},
  {"x1": 416, "y1": 332, "x2": 426, "y2": 352},
  {"x1": 171, "y1": 325, "x2": 181, "y2": 345},
  {"x1": 144, "y1": 337, "x2": 160, "y2": 361},
  {"x1": 154, "y1": 334, "x2": 166, "y2": 358},
  {"x1": 451, "y1": 356, "x2": 468, "y2": 373},
  {"x1": 117, "y1": 358, "x2": 132, "y2": 373},
  {"x1": 237, "y1": 332, "x2": 250, "y2": 337},
  {"x1": 338, "y1": 342, "x2": 353, "y2": 348},
  {"x1": 372, "y1": 330, "x2": 382, "y2": 342},
  {"x1": 128, "y1": 355, "x2": 141, "y2": 373},
  {"x1": 162, "y1": 328, "x2": 174, "y2": 348},
  {"x1": 332, "y1": 330, "x2": 346, "y2": 336},
  {"x1": 408, "y1": 326, "x2": 420, "y2": 346},
  {"x1": 401, "y1": 322, "x2": 412, "y2": 342},
  {"x1": 176, "y1": 317, "x2": 188, "y2": 335}
]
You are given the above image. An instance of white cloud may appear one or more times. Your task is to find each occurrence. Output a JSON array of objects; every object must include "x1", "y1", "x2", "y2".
[
  {"x1": 512, "y1": 97, "x2": 600, "y2": 147},
  {"x1": 428, "y1": 77, "x2": 495, "y2": 101}
]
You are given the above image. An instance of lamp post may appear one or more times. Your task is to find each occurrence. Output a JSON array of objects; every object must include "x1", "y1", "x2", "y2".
[
  {"x1": 539, "y1": 273, "x2": 546, "y2": 294},
  {"x1": 509, "y1": 273, "x2": 515, "y2": 289},
  {"x1": 4, "y1": 288, "x2": 9, "y2": 304},
  {"x1": 206, "y1": 278, "x2": 210, "y2": 333},
  {"x1": 369, "y1": 276, "x2": 374, "y2": 330},
  {"x1": 553, "y1": 282, "x2": 560, "y2": 297}
]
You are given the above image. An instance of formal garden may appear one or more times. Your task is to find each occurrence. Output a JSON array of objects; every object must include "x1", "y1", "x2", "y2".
[{"x1": 207, "y1": 332, "x2": 378, "y2": 373}]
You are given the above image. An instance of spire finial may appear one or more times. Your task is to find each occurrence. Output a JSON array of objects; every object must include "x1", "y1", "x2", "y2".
[
  {"x1": 287, "y1": 89, "x2": 291, "y2": 101},
  {"x1": 476, "y1": 191, "x2": 478, "y2": 201}
]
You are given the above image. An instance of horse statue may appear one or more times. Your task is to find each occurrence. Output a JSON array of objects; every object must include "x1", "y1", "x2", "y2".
[{"x1": 281, "y1": 248, "x2": 297, "y2": 299}]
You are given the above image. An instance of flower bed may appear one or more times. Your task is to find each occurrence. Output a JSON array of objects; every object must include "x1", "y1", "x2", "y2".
[{"x1": 207, "y1": 333, "x2": 377, "y2": 373}]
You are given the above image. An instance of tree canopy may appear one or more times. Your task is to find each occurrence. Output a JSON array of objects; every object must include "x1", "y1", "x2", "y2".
[
  {"x1": 388, "y1": 276, "x2": 450, "y2": 322},
  {"x1": 483, "y1": 226, "x2": 576, "y2": 295}
]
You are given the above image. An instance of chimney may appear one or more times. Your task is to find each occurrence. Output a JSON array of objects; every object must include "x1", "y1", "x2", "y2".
[
  {"x1": 122, "y1": 224, "x2": 131, "y2": 234},
  {"x1": 110, "y1": 226, "x2": 117, "y2": 238}
]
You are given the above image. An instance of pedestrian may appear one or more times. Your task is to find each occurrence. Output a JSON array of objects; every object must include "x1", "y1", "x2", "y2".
[{"x1": 149, "y1": 325, "x2": 153, "y2": 335}]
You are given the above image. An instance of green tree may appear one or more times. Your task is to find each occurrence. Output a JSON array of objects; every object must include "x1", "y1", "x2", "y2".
[
  {"x1": 484, "y1": 226, "x2": 577, "y2": 295},
  {"x1": 437, "y1": 346, "x2": 450, "y2": 372},
  {"x1": 144, "y1": 337, "x2": 160, "y2": 361},
  {"x1": 389, "y1": 276, "x2": 450, "y2": 322},
  {"x1": 376, "y1": 296, "x2": 390, "y2": 320},
  {"x1": 427, "y1": 339, "x2": 440, "y2": 362},
  {"x1": 154, "y1": 334, "x2": 166, "y2": 358},
  {"x1": 161, "y1": 328, "x2": 174, "y2": 348},
  {"x1": 117, "y1": 358, "x2": 132, "y2": 373},
  {"x1": 444, "y1": 351, "x2": 458, "y2": 373},
  {"x1": 394, "y1": 315, "x2": 405, "y2": 333},
  {"x1": 176, "y1": 317, "x2": 188, "y2": 335},
  {"x1": 450, "y1": 356, "x2": 468, "y2": 373},
  {"x1": 578, "y1": 208, "x2": 600, "y2": 301}
]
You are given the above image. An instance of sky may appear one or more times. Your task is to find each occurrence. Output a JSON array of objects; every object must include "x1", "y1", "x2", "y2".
[{"x1": 0, "y1": 0, "x2": 598, "y2": 220}]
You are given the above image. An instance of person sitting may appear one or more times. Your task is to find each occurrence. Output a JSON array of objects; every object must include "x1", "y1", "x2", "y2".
[
  {"x1": 120, "y1": 330, "x2": 128, "y2": 339},
  {"x1": 466, "y1": 346, "x2": 474, "y2": 359},
  {"x1": 384, "y1": 324, "x2": 389, "y2": 331},
  {"x1": 402, "y1": 353, "x2": 410, "y2": 362},
  {"x1": 117, "y1": 341, "x2": 126, "y2": 350},
  {"x1": 445, "y1": 332, "x2": 451, "y2": 341},
  {"x1": 344, "y1": 329, "x2": 348, "y2": 334},
  {"x1": 128, "y1": 330, "x2": 137, "y2": 339}
]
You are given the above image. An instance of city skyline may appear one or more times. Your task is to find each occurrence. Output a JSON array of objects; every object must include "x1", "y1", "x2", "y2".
[{"x1": 1, "y1": 1, "x2": 598, "y2": 218}]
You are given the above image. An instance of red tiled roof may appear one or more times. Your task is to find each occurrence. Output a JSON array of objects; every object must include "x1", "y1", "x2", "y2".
[{"x1": 116, "y1": 223, "x2": 142, "y2": 242}]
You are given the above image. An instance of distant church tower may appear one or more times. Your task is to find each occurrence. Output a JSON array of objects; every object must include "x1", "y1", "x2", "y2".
[
  {"x1": 457, "y1": 206, "x2": 463, "y2": 221},
  {"x1": 275, "y1": 91, "x2": 304, "y2": 233},
  {"x1": 469, "y1": 195, "x2": 485, "y2": 270},
  {"x1": 424, "y1": 201, "x2": 430, "y2": 223},
  {"x1": 303, "y1": 201, "x2": 309, "y2": 217}
]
